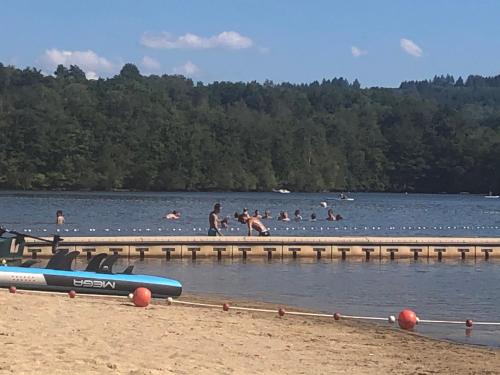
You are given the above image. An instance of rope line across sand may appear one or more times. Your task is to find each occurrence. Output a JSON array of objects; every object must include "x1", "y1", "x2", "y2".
[{"x1": 6, "y1": 288, "x2": 500, "y2": 328}]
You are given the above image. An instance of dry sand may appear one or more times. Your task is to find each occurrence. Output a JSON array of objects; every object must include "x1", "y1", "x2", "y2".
[{"x1": 0, "y1": 291, "x2": 499, "y2": 375}]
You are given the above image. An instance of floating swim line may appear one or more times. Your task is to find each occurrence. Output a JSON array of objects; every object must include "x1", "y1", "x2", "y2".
[{"x1": 14, "y1": 225, "x2": 500, "y2": 234}]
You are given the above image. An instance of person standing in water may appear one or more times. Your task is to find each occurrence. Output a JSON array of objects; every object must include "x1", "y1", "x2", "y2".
[
  {"x1": 56, "y1": 210, "x2": 65, "y2": 225},
  {"x1": 208, "y1": 203, "x2": 223, "y2": 236}
]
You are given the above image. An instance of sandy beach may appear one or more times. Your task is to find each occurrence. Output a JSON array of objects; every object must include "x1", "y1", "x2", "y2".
[{"x1": 0, "y1": 291, "x2": 499, "y2": 375}]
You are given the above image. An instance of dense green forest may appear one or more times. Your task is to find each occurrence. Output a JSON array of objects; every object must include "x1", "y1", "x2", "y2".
[{"x1": 1, "y1": 62, "x2": 500, "y2": 193}]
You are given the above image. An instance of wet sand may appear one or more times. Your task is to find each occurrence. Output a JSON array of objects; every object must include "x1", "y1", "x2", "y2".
[{"x1": 1, "y1": 291, "x2": 499, "y2": 375}]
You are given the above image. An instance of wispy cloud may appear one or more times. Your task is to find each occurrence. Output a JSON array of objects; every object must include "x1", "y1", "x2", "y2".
[
  {"x1": 141, "y1": 56, "x2": 160, "y2": 71},
  {"x1": 141, "y1": 31, "x2": 253, "y2": 50},
  {"x1": 173, "y1": 61, "x2": 200, "y2": 77},
  {"x1": 400, "y1": 38, "x2": 423, "y2": 57},
  {"x1": 351, "y1": 46, "x2": 367, "y2": 58},
  {"x1": 38, "y1": 48, "x2": 115, "y2": 78}
]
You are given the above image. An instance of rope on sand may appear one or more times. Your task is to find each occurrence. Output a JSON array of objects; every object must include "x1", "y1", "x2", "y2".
[
  {"x1": 168, "y1": 298, "x2": 500, "y2": 330},
  {"x1": 7, "y1": 288, "x2": 500, "y2": 330}
]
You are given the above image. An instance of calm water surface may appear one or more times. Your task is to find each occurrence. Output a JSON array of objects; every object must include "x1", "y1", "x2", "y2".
[
  {"x1": 1, "y1": 190, "x2": 500, "y2": 236},
  {"x1": 2, "y1": 191, "x2": 500, "y2": 346}
]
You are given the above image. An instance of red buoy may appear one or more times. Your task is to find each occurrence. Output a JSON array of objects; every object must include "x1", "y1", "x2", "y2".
[
  {"x1": 68, "y1": 290, "x2": 76, "y2": 298},
  {"x1": 466, "y1": 319, "x2": 473, "y2": 328},
  {"x1": 9, "y1": 286, "x2": 16, "y2": 294},
  {"x1": 278, "y1": 308, "x2": 286, "y2": 317},
  {"x1": 398, "y1": 309, "x2": 417, "y2": 330},
  {"x1": 132, "y1": 287, "x2": 152, "y2": 307},
  {"x1": 222, "y1": 303, "x2": 230, "y2": 311},
  {"x1": 333, "y1": 312, "x2": 341, "y2": 321}
]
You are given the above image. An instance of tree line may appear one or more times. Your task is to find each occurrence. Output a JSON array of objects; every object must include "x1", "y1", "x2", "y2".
[{"x1": 0, "y1": 63, "x2": 499, "y2": 193}]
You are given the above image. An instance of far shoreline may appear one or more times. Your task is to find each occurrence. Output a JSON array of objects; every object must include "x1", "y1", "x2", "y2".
[{"x1": 0, "y1": 188, "x2": 493, "y2": 195}]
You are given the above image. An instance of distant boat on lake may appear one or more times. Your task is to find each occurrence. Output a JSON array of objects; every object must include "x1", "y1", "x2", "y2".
[
  {"x1": 272, "y1": 188, "x2": 291, "y2": 194},
  {"x1": 484, "y1": 192, "x2": 499, "y2": 199},
  {"x1": 326, "y1": 193, "x2": 354, "y2": 201}
]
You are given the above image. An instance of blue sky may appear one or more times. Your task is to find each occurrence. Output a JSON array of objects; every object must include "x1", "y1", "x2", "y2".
[{"x1": 1, "y1": 0, "x2": 499, "y2": 87}]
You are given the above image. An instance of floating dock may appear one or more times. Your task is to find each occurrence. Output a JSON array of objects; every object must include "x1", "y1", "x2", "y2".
[{"x1": 19, "y1": 236, "x2": 500, "y2": 260}]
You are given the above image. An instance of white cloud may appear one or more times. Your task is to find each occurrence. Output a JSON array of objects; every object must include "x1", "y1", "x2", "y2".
[
  {"x1": 400, "y1": 38, "x2": 423, "y2": 57},
  {"x1": 141, "y1": 56, "x2": 161, "y2": 71},
  {"x1": 85, "y1": 71, "x2": 99, "y2": 80},
  {"x1": 351, "y1": 46, "x2": 367, "y2": 57},
  {"x1": 173, "y1": 61, "x2": 200, "y2": 77},
  {"x1": 39, "y1": 48, "x2": 114, "y2": 78},
  {"x1": 141, "y1": 31, "x2": 253, "y2": 50}
]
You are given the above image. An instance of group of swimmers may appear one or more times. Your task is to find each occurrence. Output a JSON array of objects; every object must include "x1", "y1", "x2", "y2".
[
  {"x1": 274, "y1": 209, "x2": 342, "y2": 222},
  {"x1": 206, "y1": 204, "x2": 343, "y2": 237}
]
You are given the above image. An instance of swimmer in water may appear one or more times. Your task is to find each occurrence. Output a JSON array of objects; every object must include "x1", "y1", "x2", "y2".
[
  {"x1": 56, "y1": 210, "x2": 65, "y2": 225},
  {"x1": 327, "y1": 209, "x2": 336, "y2": 221},
  {"x1": 253, "y1": 209, "x2": 262, "y2": 219},
  {"x1": 237, "y1": 212, "x2": 270, "y2": 236},
  {"x1": 263, "y1": 209, "x2": 272, "y2": 219},
  {"x1": 294, "y1": 209, "x2": 302, "y2": 221},
  {"x1": 278, "y1": 211, "x2": 291, "y2": 222},
  {"x1": 165, "y1": 210, "x2": 181, "y2": 220}
]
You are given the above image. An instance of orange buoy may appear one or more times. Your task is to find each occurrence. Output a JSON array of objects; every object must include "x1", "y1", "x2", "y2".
[
  {"x1": 466, "y1": 319, "x2": 473, "y2": 328},
  {"x1": 222, "y1": 303, "x2": 230, "y2": 311},
  {"x1": 333, "y1": 312, "x2": 341, "y2": 321},
  {"x1": 68, "y1": 290, "x2": 76, "y2": 298},
  {"x1": 398, "y1": 309, "x2": 417, "y2": 330},
  {"x1": 9, "y1": 286, "x2": 16, "y2": 293},
  {"x1": 132, "y1": 287, "x2": 152, "y2": 307},
  {"x1": 278, "y1": 308, "x2": 286, "y2": 317}
]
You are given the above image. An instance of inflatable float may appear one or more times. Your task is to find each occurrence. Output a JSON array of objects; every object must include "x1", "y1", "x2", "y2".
[{"x1": 0, "y1": 228, "x2": 182, "y2": 298}]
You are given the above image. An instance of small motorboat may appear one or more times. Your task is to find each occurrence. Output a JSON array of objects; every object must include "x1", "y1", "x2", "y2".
[
  {"x1": 272, "y1": 188, "x2": 291, "y2": 194},
  {"x1": 484, "y1": 192, "x2": 499, "y2": 199},
  {"x1": 326, "y1": 193, "x2": 354, "y2": 201}
]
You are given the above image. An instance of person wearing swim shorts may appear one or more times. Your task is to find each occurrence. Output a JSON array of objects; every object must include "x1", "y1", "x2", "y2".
[
  {"x1": 238, "y1": 212, "x2": 270, "y2": 237},
  {"x1": 208, "y1": 203, "x2": 223, "y2": 236}
]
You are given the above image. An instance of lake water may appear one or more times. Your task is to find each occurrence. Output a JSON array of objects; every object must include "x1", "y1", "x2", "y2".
[
  {"x1": 1, "y1": 190, "x2": 500, "y2": 237},
  {"x1": 1, "y1": 191, "x2": 500, "y2": 346}
]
